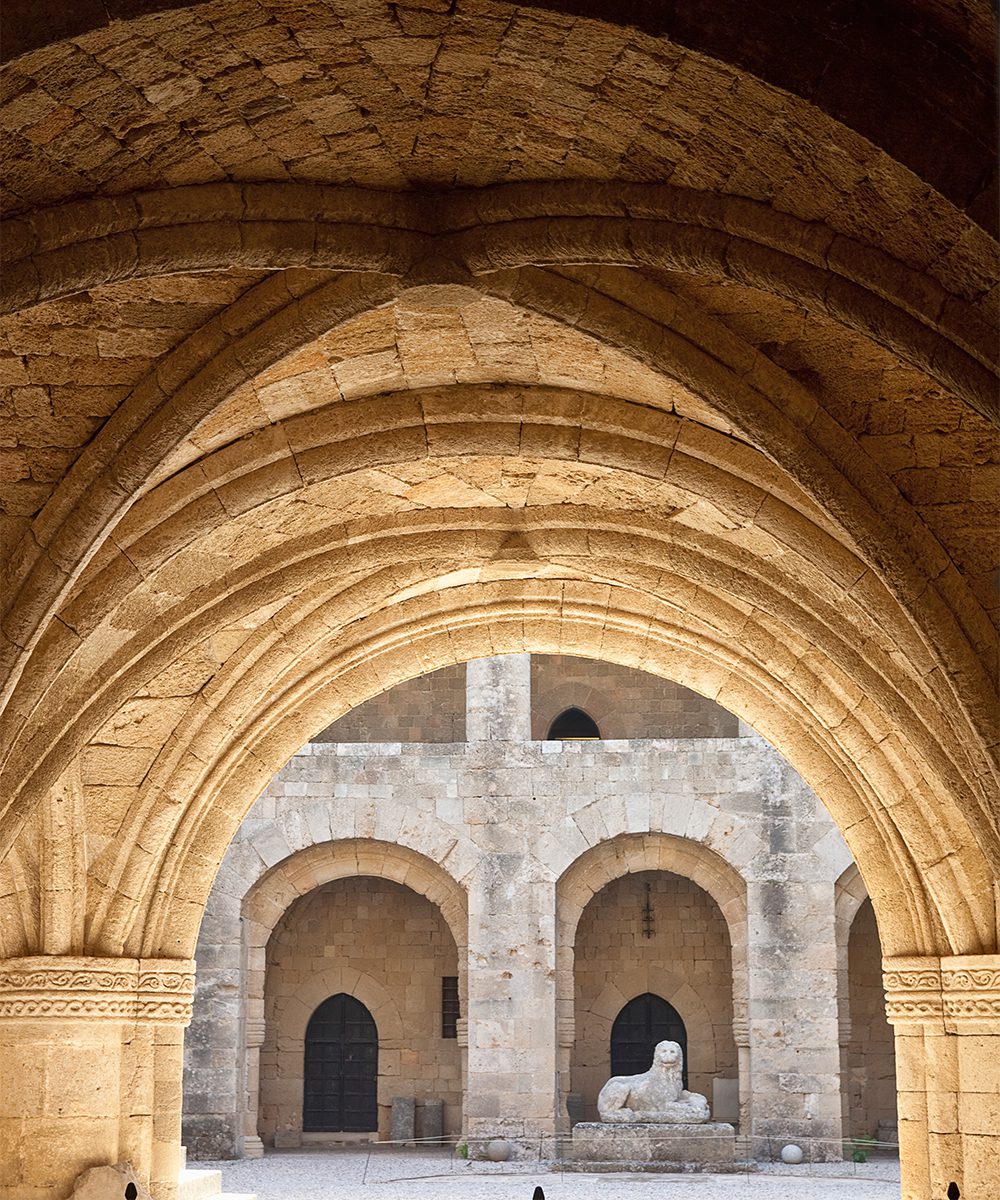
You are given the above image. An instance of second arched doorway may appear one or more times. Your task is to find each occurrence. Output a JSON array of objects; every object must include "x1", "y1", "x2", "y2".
[
  {"x1": 611, "y1": 993, "x2": 689, "y2": 1089},
  {"x1": 303, "y1": 993, "x2": 379, "y2": 1133}
]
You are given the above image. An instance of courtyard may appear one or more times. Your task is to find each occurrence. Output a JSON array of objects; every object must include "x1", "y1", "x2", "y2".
[{"x1": 198, "y1": 1148, "x2": 901, "y2": 1200}]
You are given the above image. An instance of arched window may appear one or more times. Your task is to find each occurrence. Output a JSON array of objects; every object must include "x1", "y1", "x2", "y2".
[
  {"x1": 303, "y1": 993, "x2": 378, "y2": 1132},
  {"x1": 546, "y1": 707, "x2": 601, "y2": 739},
  {"x1": 611, "y1": 993, "x2": 688, "y2": 1089}
]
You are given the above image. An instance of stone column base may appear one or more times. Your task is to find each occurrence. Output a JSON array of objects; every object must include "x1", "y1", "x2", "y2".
[
  {"x1": 0, "y1": 955, "x2": 194, "y2": 1200},
  {"x1": 884, "y1": 954, "x2": 1000, "y2": 1200}
]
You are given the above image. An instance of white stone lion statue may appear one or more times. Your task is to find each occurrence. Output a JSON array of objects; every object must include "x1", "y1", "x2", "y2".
[{"x1": 597, "y1": 1040, "x2": 710, "y2": 1123}]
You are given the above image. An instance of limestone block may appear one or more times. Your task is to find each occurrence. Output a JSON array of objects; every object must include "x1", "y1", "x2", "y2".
[{"x1": 71, "y1": 1163, "x2": 152, "y2": 1200}]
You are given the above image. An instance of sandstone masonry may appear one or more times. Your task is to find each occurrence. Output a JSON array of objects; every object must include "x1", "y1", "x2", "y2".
[{"x1": 184, "y1": 654, "x2": 891, "y2": 1160}]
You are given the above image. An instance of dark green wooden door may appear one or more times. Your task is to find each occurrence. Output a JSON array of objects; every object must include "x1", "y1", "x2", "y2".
[
  {"x1": 303, "y1": 993, "x2": 378, "y2": 1132},
  {"x1": 610, "y1": 992, "x2": 688, "y2": 1089}
]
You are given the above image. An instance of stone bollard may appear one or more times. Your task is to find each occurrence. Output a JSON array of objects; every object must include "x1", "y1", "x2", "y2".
[
  {"x1": 390, "y1": 1096, "x2": 416, "y2": 1144},
  {"x1": 417, "y1": 1098, "x2": 444, "y2": 1143}
]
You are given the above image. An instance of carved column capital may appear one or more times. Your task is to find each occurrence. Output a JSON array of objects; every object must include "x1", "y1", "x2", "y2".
[
  {"x1": 0, "y1": 955, "x2": 195, "y2": 1025},
  {"x1": 245, "y1": 1017, "x2": 267, "y2": 1047},
  {"x1": 731, "y1": 998, "x2": 749, "y2": 1047},
  {"x1": 941, "y1": 954, "x2": 1000, "y2": 1033},
  {"x1": 884, "y1": 954, "x2": 1000, "y2": 1033},
  {"x1": 882, "y1": 956, "x2": 943, "y2": 1026}
]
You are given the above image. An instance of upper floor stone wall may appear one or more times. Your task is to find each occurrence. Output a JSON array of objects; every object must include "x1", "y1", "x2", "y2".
[
  {"x1": 315, "y1": 654, "x2": 739, "y2": 744},
  {"x1": 531, "y1": 655, "x2": 739, "y2": 740},
  {"x1": 315, "y1": 663, "x2": 468, "y2": 744}
]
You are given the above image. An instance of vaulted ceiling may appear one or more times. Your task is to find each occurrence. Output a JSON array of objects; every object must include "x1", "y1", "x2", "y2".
[{"x1": 0, "y1": 0, "x2": 996, "y2": 963}]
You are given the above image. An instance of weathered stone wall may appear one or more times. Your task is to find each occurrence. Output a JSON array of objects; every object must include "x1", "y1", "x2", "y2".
[
  {"x1": 847, "y1": 900, "x2": 898, "y2": 1139},
  {"x1": 315, "y1": 664, "x2": 467, "y2": 743},
  {"x1": 531, "y1": 655, "x2": 740, "y2": 740},
  {"x1": 310, "y1": 655, "x2": 739, "y2": 744},
  {"x1": 259, "y1": 877, "x2": 462, "y2": 1142},
  {"x1": 184, "y1": 656, "x2": 863, "y2": 1160},
  {"x1": 572, "y1": 871, "x2": 737, "y2": 1119}
]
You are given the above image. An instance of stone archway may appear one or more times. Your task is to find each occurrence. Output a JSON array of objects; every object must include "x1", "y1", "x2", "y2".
[
  {"x1": 556, "y1": 835, "x2": 749, "y2": 1132},
  {"x1": 238, "y1": 841, "x2": 467, "y2": 1156},
  {"x1": 0, "y1": 2, "x2": 996, "y2": 1196},
  {"x1": 835, "y1": 865, "x2": 898, "y2": 1145}
]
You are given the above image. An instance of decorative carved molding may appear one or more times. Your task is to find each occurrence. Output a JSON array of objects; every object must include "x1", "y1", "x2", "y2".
[
  {"x1": 557, "y1": 1016, "x2": 575, "y2": 1047},
  {"x1": 883, "y1": 955, "x2": 1000, "y2": 1030},
  {"x1": 0, "y1": 956, "x2": 195, "y2": 1024},
  {"x1": 944, "y1": 997, "x2": 1000, "y2": 1018},
  {"x1": 942, "y1": 957, "x2": 1000, "y2": 1030},
  {"x1": 883, "y1": 956, "x2": 943, "y2": 1026},
  {"x1": 455, "y1": 1017, "x2": 468, "y2": 1048}
]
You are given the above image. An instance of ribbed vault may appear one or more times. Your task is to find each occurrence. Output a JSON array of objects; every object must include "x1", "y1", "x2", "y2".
[
  {"x1": 3, "y1": 0, "x2": 994, "y2": 241},
  {"x1": 0, "y1": 404, "x2": 995, "y2": 962},
  {"x1": 0, "y1": 0, "x2": 997, "y2": 1076}
]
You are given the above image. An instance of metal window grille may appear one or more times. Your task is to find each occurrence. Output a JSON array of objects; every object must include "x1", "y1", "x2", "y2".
[{"x1": 442, "y1": 976, "x2": 460, "y2": 1038}]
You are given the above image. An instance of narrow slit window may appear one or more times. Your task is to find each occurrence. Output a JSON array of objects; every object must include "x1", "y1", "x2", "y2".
[{"x1": 442, "y1": 976, "x2": 460, "y2": 1038}]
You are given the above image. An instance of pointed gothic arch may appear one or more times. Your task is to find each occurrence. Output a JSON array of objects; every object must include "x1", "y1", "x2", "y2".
[{"x1": 547, "y1": 707, "x2": 602, "y2": 739}]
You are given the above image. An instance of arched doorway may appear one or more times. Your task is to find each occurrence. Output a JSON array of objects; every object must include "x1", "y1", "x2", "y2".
[
  {"x1": 303, "y1": 994, "x2": 378, "y2": 1133},
  {"x1": 559, "y1": 841, "x2": 746, "y2": 1128},
  {"x1": 239, "y1": 841, "x2": 468, "y2": 1153},
  {"x1": 547, "y1": 707, "x2": 601, "y2": 739},
  {"x1": 845, "y1": 900, "x2": 897, "y2": 1141},
  {"x1": 611, "y1": 993, "x2": 689, "y2": 1089}
]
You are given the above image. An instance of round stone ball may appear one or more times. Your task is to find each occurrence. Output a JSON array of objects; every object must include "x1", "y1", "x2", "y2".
[
  {"x1": 485, "y1": 1138, "x2": 512, "y2": 1162},
  {"x1": 780, "y1": 1144, "x2": 804, "y2": 1164}
]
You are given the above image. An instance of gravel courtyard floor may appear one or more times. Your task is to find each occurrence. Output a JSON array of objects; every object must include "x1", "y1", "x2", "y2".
[{"x1": 200, "y1": 1147, "x2": 901, "y2": 1199}]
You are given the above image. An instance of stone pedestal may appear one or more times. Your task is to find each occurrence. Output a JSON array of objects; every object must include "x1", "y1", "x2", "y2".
[
  {"x1": 390, "y1": 1096, "x2": 416, "y2": 1142},
  {"x1": 417, "y1": 1099, "x2": 444, "y2": 1142},
  {"x1": 571, "y1": 1121, "x2": 736, "y2": 1168}
]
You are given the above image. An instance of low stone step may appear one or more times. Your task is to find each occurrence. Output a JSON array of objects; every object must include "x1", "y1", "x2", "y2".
[
  {"x1": 178, "y1": 1168, "x2": 222, "y2": 1200},
  {"x1": 178, "y1": 1144, "x2": 255, "y2": 1200},
  {"x1": 178, "y1": 1171, "x2": 257, "y2": 1200}
]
